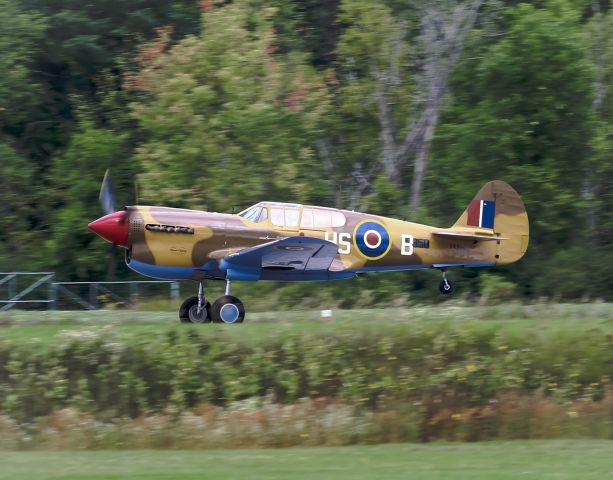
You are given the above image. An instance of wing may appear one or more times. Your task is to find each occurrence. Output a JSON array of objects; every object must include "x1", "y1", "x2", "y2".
[{"x1": 219, "y1": 237, "x2": 340, "y2": 281}]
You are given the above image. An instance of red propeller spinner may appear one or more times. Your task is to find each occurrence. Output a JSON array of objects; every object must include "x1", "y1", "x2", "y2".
[{"x1": 88, "y1": 211, "x2": 129, "y2": 247}]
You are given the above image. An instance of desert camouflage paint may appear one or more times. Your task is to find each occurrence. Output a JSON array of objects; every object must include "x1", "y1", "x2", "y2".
[{"x1": 120, "y1": 180, "x2": 528, "y2": 281}]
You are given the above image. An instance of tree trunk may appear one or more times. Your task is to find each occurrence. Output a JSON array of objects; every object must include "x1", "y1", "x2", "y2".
[
  {"x1": 372, "y1": 0, "x2": 483, "y2": 214},
  {"x1": 410, "y1": 103, "x2": 439, "y2": 212}
]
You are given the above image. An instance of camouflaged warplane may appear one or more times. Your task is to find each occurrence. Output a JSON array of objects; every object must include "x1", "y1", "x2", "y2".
[{"x1": 88, "y1": 178, "x2": 528, "y2": 324}]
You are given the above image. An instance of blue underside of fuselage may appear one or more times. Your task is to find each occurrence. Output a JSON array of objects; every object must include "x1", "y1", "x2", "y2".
[
  {"x1": 127, "y1": 259, "x2": 199, "y2": 280},
  {"x1": 352, "y1": 261, "x2": 496, "y2": 273},
  {"x1": 127, "y1": 259, "x2": 496, "y2": 282}
]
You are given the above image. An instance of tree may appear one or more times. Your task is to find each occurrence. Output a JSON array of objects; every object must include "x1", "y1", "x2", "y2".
[
  {"x1": 0, "y1": 1, "x2": 47, "y2": 270},
  {"x1": 8, "y1": 0, "x2": 201, "y2": 165},
  {"x1": 0, "y1": 144, "x2": 39, "y2": 270},
  {"x1": 130, "y1": 1, "x2": 332, "y2": 212},
  {"x1": 427, "y1": 2, "x2": 596, "y2": 296},
  {"x1": 22, "y1": 0, "x2": 200, "y2": 89},
  {"x1": 331, "y1": 0, "x2": 411, "y2": 211},
  {"x1": 332, "y1": 0, "x2": 483, "y2": 213},
  {"x1": 45, "y1": 124, "x2": 133, "y2": 279},
  {"x1": 587, "y1": 11, "x2": 613, "y2": 246},
  {"x1": 0, "y1": 0, "x2": 46, "y2": 131}
]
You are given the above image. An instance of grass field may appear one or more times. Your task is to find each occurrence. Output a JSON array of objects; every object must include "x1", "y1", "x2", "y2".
[
  {"x1": 2, "y1": 304, "x2": 613, "y2": 453},
  {"x1": 1, "y1": 441, "x2": 612, "y2": 479},
  {"x1": 1, "y1": 303, "x2": 612, "y2": 345}
]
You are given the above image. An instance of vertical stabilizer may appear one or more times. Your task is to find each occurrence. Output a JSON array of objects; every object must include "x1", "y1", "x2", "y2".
[{"x1": 452, "y1": 180, "x2": 529, "y2": 265}]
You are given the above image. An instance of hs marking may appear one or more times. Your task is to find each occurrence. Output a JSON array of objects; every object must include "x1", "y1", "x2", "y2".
[
  {"x1": 324, "y1": 232, "x2": 415, "y2": 256},
  {"x1": 325, "y1": 232, "x2": 351, "y2": 254}
]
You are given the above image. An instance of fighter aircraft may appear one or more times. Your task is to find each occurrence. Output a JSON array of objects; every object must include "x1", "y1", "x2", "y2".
[{"x1": 88, "y1": 177, "x2": 528, "y2": 324}]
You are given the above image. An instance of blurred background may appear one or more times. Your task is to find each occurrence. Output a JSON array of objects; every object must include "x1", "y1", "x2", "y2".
[
  {"x1": 2, "y1": 3, "x2": 613, "y2": 476},
  {"x1": 1, "y1": 0, "x2": 611, "y2": 307}
]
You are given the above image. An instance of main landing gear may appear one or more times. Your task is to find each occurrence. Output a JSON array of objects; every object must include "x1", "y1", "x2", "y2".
[
  {"x1": 179, "y1": 279, "x2": 245, "y2": 324},
  {"x1": 439, "y1": 270, "x2": 454, "y2": 295}
]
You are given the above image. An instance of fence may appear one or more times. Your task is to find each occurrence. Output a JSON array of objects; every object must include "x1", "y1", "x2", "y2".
[{"x1": 0, "y1": 272, "x2": 180, "y2": 311}]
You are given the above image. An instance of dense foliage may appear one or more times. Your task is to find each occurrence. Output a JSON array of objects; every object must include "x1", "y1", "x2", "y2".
[
  {"x1": 2, "y1": 323, "x2": 613, "y2": 425},
  {"x1": 1, "y1": 0, "x2": 612, "y2": 300}
]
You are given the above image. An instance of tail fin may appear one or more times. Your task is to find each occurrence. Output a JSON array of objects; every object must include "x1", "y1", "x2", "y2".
[{"x1": 453, "y1": 180, "x2": 529, "y2": 265}]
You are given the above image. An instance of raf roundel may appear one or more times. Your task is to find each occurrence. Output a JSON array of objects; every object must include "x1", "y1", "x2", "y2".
[{"x1": 353, "y1": 220, "x2": 391, "y2": 260}]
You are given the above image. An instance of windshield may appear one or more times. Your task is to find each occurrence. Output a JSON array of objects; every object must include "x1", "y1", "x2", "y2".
[{"x1": 238, "y1": 206, "x2": 266, "y2": 222}]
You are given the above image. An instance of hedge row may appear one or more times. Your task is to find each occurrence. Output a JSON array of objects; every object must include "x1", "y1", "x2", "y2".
[
  {"x1": 1, "y1": 323, "x2": 613, "y2": 423},
  {"x1": 3, "y1": 393, "x2": 613, "y2": 449}
]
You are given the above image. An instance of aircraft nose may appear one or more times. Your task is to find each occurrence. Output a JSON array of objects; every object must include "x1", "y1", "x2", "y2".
[{"x1": 88, "y1": 211, "x2": 129, "y2": 247}]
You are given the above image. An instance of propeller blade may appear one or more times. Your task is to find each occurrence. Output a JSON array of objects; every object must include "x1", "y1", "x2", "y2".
[
  {"x1": 99, "y1": 169, "x2": 116, "y2": 215},
  {"x1": 133, "y1": 179, "x2": 139, "y2": 205}
]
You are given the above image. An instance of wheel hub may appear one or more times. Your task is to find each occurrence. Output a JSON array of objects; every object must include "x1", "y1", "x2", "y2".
[
  {"x1": 219, "y1": 303, "x2": 240, "y2": 323},
  {"x1": 188, "y1": 304, "x2": 208, "y2": 323}
]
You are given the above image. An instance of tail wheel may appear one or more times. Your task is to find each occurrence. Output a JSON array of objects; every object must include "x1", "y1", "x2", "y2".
[
  {"x1": 439, "y1": 278, "x2": 453, "y2": 295},
  {"x1": 179, "y1": 296, "x2": 212, "y2": 323},
  {"x1": 211, "y1": 295, "x2": 245, "y2": 324}
]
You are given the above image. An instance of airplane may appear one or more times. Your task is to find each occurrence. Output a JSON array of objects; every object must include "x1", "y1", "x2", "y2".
[{"x1": 88, "y1": 178, "x2": 529, "y2": 324}]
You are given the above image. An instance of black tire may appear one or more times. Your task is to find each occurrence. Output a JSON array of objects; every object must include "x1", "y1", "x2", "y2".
[
  {"x1": 439, "y1": 279, "x2": 453, "y2": 295},
  {"x1": 211, "y1": 295, "x2": 245, "y2": 324},
  {"x1": 179, "y1": 296, "x2": 196, "y2": 323},
  {"x1": 179, "y1": 296, "x2": 211, "y2": 323}
]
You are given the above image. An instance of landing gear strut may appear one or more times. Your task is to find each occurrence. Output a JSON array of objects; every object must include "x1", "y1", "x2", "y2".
[
  {"x1": 211, "y1": 279, "x2": 245, "y2": 324},
  {"x1": 439, "y1": 270, "x2": 453, "y2": 295},
  {"x1": 179, "y1": 281, "x2": 211, "y2": 323},
  {"x1": 178, "y1": 279, "x2": 245, "y2": 324}
]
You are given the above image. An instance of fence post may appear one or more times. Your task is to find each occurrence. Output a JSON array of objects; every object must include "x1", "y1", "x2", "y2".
[
  {"x1": 9, "y1": 275, "x2": 16, "y2": 300},
  {"x1": 130, "y1": 282, "x2": 138, "y2": 305},
  {"x1": 48, "y1": 275, "x2": 57, "y2": 311},
  {"x1": 170, "y1": 282, "x2": 180, "y2": 301},
  {"x1": 89, "y1": 283, "x2": 99, "y2": 309}
]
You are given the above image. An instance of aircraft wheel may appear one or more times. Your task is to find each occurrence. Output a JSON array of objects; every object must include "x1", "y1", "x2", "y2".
[
  {"x1": 179, "y1": 296, "x2": 212, "y2": 323},
  {"x1": 211, "y1": 295, "x2": 245, "y2": 324},
  {"x1": 439, "y1": 278, "x2": 453, "y2": 295}
]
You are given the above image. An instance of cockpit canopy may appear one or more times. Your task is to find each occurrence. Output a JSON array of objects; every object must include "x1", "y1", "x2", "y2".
[
  {"x1": 238, "y1": 202, "x2": 346, "y2": 228},
  {"x1": 237, "y1": 205, "x2": 268, "y2": 223}
]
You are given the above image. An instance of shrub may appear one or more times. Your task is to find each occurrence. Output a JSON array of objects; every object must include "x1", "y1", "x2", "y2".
[{"x1": 1, "y1": 322, "x2": 613, "y2": 428}]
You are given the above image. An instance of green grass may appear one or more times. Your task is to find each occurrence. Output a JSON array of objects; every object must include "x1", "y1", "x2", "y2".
[
  {"x1": 0, "y1": 441, "x2": 612, "y2": 479},
  {"x1": 1, "y1": 303, "x2": 613, "y2": 345}
]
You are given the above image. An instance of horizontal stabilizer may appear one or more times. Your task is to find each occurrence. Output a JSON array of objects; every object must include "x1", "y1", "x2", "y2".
[{"x1": 433, "y1": 231, "x2": 507, "y2": 241}]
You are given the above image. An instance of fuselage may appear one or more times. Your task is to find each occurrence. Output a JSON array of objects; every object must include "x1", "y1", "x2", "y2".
[
  {"x1": 101, "y1": 202, "x2": 501, "y2": 282},
  {"x1": 87, "y1": 180, "x2": 529, "y2": 323}
]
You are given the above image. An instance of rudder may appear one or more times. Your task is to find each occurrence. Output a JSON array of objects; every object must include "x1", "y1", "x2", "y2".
[{"x1": 453, "y1": 180, "x2": 529, "y2": 265}]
